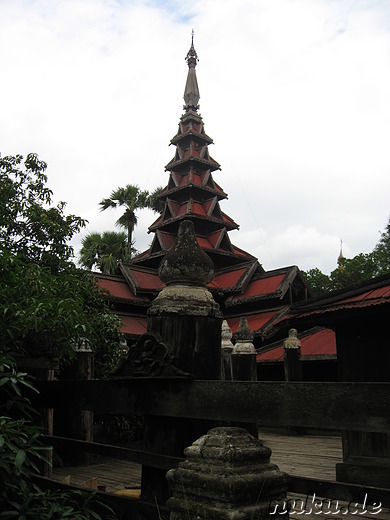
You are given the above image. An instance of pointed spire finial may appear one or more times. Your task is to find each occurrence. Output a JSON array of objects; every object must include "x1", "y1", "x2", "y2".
[
  {"x1": 184, "y1": 31, "x2": 200, "y2": 110},
  {"x1": 186, "y1": 29, "x2": 198, "y2": 66},
  {"x1": 338, "y1": 238, "x2": 345, "y2": 270}
]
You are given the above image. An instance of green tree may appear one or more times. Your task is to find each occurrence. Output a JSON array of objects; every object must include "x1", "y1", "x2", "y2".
[
  {"x1": 301, "y1": 268, "x2": 332, "y2": 298},
  {"x1": 79, "y1": 231, "x2": 134, "y2": 274},
  {"x1": 0, "y1": 153, "x2": 122, "y2": 372},
  {"x1": 372, "y1": 215, "x2": 390, "y2": 274},
  {"x1": 329, "y1": 252, "x2": 379, "y2": 290},
  {"x1": 0, "y1": 354, "x2": 116, "y2": 518},
  {"x1": 302, "y1": 217, "x2": 390, "y2": 297},
  {"x1": 99, "y1": 184, "x2": 164, "y2": 247}
]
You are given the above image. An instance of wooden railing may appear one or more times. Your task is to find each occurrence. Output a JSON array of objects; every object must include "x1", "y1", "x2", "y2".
[{"x1": 32, "y1": 378, "x2": 390, "y2": 518}]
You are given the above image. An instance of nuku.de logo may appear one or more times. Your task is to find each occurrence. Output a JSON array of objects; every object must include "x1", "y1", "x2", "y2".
[{"x1": 268, "y1": 492, "x2": 382, "y2": 516}]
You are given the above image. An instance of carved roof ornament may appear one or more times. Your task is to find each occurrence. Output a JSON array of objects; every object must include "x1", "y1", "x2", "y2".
[
  {"x1": 232, "y1": 317, "x2": 256, "y2": 355},
  {"x1": 283, "y1": 328, "x2": 301, "y2": 350},
  {"x1": 158, "y1": 219, "x2": 214, "y2": 287},
  {"x1": 221, "y1": 320, "x2": 234, "y2": 349},
  {"x1": 184, "y1": 30, "x2": 200, "y2": 111}
]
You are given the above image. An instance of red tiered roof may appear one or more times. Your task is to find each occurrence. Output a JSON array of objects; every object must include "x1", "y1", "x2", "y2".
[
  {"x1": 96, "y1": 276, "x2": 147, "y2": 302},
  {"x1": 230, "y1": 274, "x2": 285, "y2": 302},
  {"x1": 119, "y1": 315, "x2": 147, "y2": 336},
  {"x1": 96, "y1": 39, "x2": 310, "y2": 348}
]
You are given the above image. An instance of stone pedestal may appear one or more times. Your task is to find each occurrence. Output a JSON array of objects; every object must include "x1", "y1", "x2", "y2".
[{"x1": 167, "y1": 427, "x2": 289, "y2": 519}]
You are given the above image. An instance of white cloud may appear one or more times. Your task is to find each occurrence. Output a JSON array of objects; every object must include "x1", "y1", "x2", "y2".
[{"x1": 1, "y1": 0, "x2": 389, "y2": 274}]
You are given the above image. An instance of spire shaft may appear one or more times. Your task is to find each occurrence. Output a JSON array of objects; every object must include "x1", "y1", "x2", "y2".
[{"x1": 184, "y1": 30, "x2": 200, "y2": 110}]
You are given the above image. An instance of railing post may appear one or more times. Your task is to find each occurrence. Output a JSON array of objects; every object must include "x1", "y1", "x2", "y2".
[
  {"x1": 283, "y1": 328, "x2": 303, "y2": 382},
  {"x1": 231, "y1": 317, "x2": 258, "y2": 437},
  {"x1": 221, "y1": 320, "x2": 233, "y2": 380},
  {"x1": 167, "y1": 426, "x2": 289, "y2": 519}
]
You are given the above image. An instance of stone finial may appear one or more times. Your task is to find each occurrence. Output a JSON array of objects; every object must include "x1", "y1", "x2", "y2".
[
  {"x1": 158, "y1": 220, "x2": 214, "y2": 287},
  {"x1": 166, "y1": 427, "x2": 289, "y2": 519},
  {"x1": 283, "y1": 328, "x2": 301, "y2": 350},
  {"x1": 232, "y1": 317, "x2": 256, "y2": 355},
  {"x1": 221, "y1": 320, "x2": 233, "y2": 349}
]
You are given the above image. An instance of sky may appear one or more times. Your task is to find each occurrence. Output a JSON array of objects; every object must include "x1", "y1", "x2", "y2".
[{"x1": 1, "y1": 0, "x2": 389, "y2": 274}]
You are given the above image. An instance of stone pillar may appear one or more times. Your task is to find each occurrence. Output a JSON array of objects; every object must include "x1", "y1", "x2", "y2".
[
  {"x1": 166, "y1": 427, "x2": 289, "y2": 520},
  {"x1": 283, "y1": 329, "x2": 303, "y2": 382},
  {"x1": 147, "y1": 220, "x2": 222, "y2": 379},
  {"x1": 142, "y1": 220, "x2": 223, "y2": 506},
  {"x1": 231, "y1": 317, "x2": 258, "y2": 437},
  {"x1": 221, "y1": 320, "x2": 233, "y2": 380}
]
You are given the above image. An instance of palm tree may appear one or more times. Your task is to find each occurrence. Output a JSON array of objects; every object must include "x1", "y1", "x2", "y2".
[
  {"x1": 79, "y1": 231, "x2": 133, "y2": 275},
  {"x1": 99, "y1": 185, "x2": 160, "y2": 247}
]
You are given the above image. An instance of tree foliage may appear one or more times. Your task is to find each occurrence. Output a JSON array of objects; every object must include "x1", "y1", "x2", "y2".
[
  {"x1": 0, "y1": 154, "x2": 123, "y2": 374},
  {"x1": 302, "y1": 217, "x2": 390, "y2": 298},
  {"x1": 0, "y1": 354, "x2": 116, "y2": 519},
  {"x1": 99, "y1": 184, "x2": 164, "y2": 247},
  {"x1": 79, "y1": 231, "x2": 134, "y2": 274},
  {"x1": 0, "y1": 154, "x2": 84, "y2": 272}
]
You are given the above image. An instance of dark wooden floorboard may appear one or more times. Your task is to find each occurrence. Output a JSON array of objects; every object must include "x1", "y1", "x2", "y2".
[{"x1": 51, "y1": 431, "x2": 390, "y2": 519}]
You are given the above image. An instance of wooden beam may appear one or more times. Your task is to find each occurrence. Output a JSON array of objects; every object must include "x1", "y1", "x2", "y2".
[
  {"x1": 42, "y1": 435, "x2": 183, "y2": 470},
  {"x1": 33, "y1": 379, "x2": 390, "y2": 433}
]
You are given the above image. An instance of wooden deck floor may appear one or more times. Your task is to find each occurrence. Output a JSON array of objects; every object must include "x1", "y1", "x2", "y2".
[{"x1": 52, "y1": 430, "x2": 389, "y2": 519}]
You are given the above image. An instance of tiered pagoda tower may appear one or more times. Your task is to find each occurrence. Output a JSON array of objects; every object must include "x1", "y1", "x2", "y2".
[
  {"x1": 130, "y1": 35, "x2": 255, "y2": 273},
  {"x1": 97, "y1": 37, "x2": 309, "y2": 348}
]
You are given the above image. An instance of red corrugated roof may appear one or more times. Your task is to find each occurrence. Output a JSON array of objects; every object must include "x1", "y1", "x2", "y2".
[
  {"x1": 191, "y1": 201, "x2": 207, "y2": 216},
  {"x1": 197, "y1": 236, "x2": 213, "y2": 248},
  {"x1": 227, "y1": 311, "x2": 278, "y2": 333},
  {"x1": 119, "y1": 315, "x2": 147, "y2": 335},
  {"x1": 207, "y1": 230, "x2": 222, "y2": 248},
  {"x1": 222, "y1": 213, "x2": 236, "y2": 225},
  {"x1": 232, "y1": 274, "x2": 285, "y2": 301},
  {"x1": 256, "y1": 328, "x2": 336, "y2": 362},
  {"x1": 96, "y1": 278, "x2": 142, "y2": 301},
  {"x1": 208, "y1": 267, "x2": 247, "y2": 289},
  {"x1": 286, "y1": 290, "x2": 390, "y2": 322},
  {"x1": 159, "y1": 232, "x2": 176, "y2": 249},
  {"x1": 232, "y1": 246, "x2": 250, "y2": 257},
  {"x1": 340, "y1": 286, "x2": 390, "y2": 303},
  {"x1": 130, "y1": 269, "x2": 165, "y2": 290}
]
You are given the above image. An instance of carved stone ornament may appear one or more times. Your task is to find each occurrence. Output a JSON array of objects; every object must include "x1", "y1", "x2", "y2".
[
  {"x1": 158, "y1": 220, "x2": 214, "y2": 287},
  {"x1": 115, "y1": 333, "x2": 191, "y2": 378},
  {"x1": 283, "y1": 328, "x2": 301, "y2": 350},
  {"x1": 221, "y1": 320, "x2": 234, "y2": 350},
  {"x1": 166, "y1": 427, "x2": 289, "y2": 519},
  {"x1": 232, "y1": 317, "x2": 256, "y2": 355}
]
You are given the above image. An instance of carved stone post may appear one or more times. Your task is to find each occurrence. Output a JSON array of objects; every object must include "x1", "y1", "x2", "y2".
[
  {"x1": 147, "y1": 220, "x2": 222, "y2": 378},
  {"x1": 221, "y1": 320, "x2": 233, "y2": 380},
  {"x1": 142, "y1": 220, "x2": 223, "y2": 505},
  {"x1": 231, "y1": 317, "x2": 258, "y2": 437},
  {"x1": 167, "y1": 427, "x2": 289, "y2": 519},
  {"x1": 283, "y1": 328, "x2": 302, "y2": 382},
  {"x1": 231, "y1": 317, "x2": 257, "y2": 382}
]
